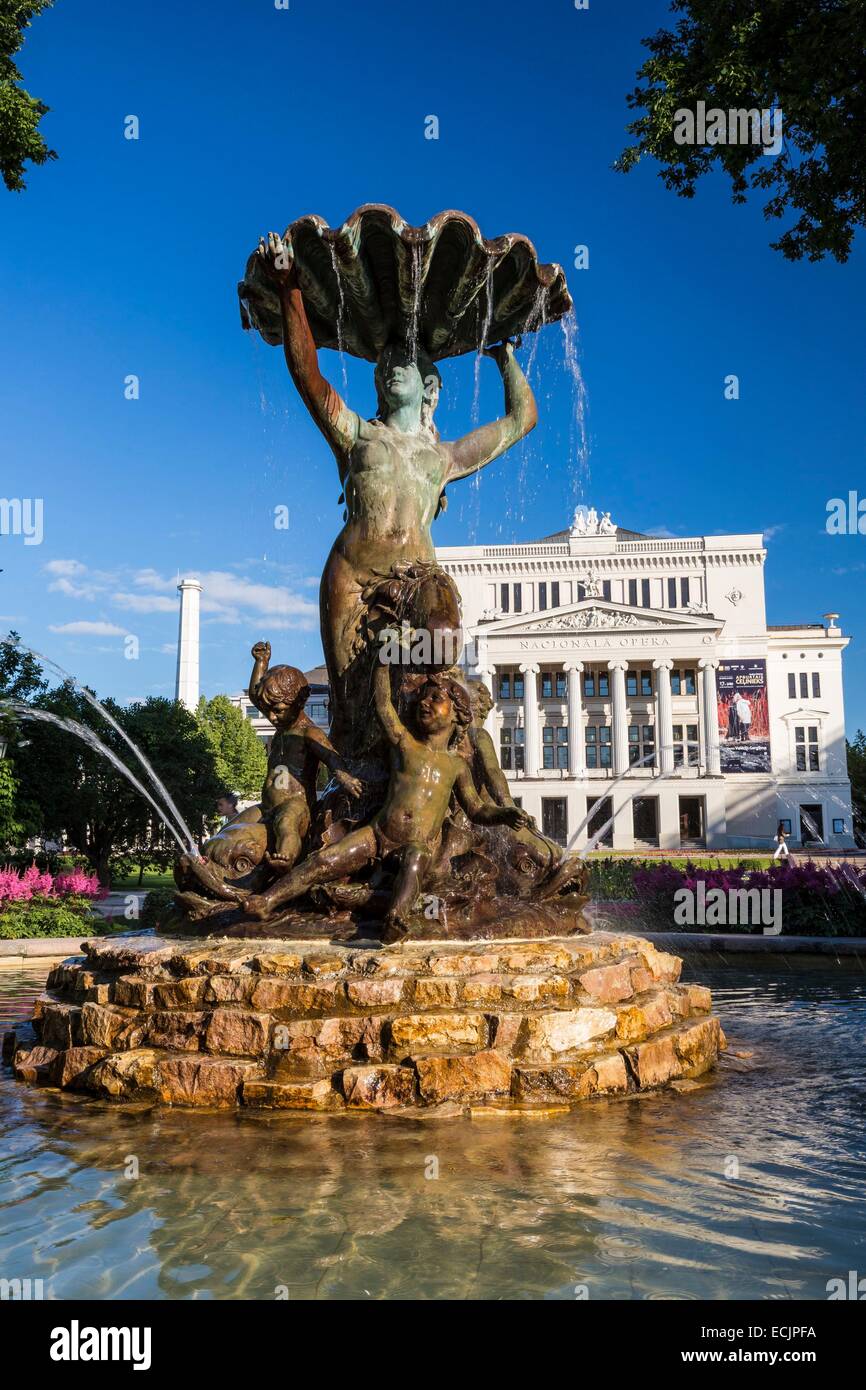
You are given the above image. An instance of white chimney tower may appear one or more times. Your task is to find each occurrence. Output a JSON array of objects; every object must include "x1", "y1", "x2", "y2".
[{"x1": 175, "y1": 578, "x2": 202, "y2": 711}]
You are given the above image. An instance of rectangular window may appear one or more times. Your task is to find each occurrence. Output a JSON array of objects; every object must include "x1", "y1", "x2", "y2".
[
  {"x1": 796, "y1": 746, "x2": 806, "y2": 771},
  {"x1": 672, "y1": 668, "x2": 696, "y2": 696},
  {"x1": 667, "y1": 577, "x2": 677, "y2": 608},
  {"x1": 555, "y1": 671, "x2": 568, "y2": 698},
  {"x1": 640, "y1": 670, "x2": 653, "y2": 696},
  {"x1": 680, "y1": 577, "x2": 690, "y2": 606},
  {"x1": 833, "y1": 818, "x2": 845, "y2": 834},
  {"x1": 513, "y1": 583, "x2": 522, "y2": 614},
  {"x1": 812, "y1": 672, "x2": 821, "y2": 698},
  {"x1": 542, "y1": 725, "x2": 554, "y2": 769},
  {"x1": 799, "y1": 671, "x2": 808, "y2": 699},
  {"x1": 583, "y1": 672, "x2": 596, "y2": 698},
  {"x1": 500, "y1": 583, "x2": 509, "y2": 613},
  {"x1": 599, "y1": 725, "x2": 612, "y2": 768},
  {"x1": 514, "y1": 726, "x2": 524, "y2": 771},
  {"x1": 541, "y1": 672, "x2": 553, "y2": 699},
  {"x1": 780, "y1": 818, "x2": 792, "y2": 835},
  {"x1": 687, "y1": 723, "x2": 700, "y2": 766},
  {"x1": 499, "y1": 728, "x2": 512, "y2": 770},
  {"x1": 602, "y1": 580, "x2": 612, "y2": 601},
  {"x1": 641, "y1": 578, "x2": 651, "y2": 607},
  {"x1": 551, "y1": 581, "x2": 560, "y2": 607},
  {"x1": 556, "y1": 726, "x2": 569, "y2": 770},
  {"x1": 598, "y1": 671, "x2": 610, "y2": 697},
  {"x1": 541, "y1": 798, "x2": 568, "y2": 847},
  {"x1": 576, "y1": 583, "x2": 586, "y2": 602},
  {"x1": 808, "y1": 726, "x2": 819, "y2": 770},
  {"x1": 585, "y1": 725, "x2": 597, "y2": 768},
  {"x1": 538, "y1": 582, "x2": 547, "y2": 611},
  {"x1": 628, "y1": 579, "x2": 638, "y2": 606},
  {"x1": 499, "y1": 673, "x2": 511, "y2": 700},
  {"x1": 626, "y1": 671, "x2": 638, "y2": 697},
  {"x1": 513, "y1": 673, "x2": 524, "y2": 700},
  {"x1": 788, "y1": 673, "x2": 796, "y2": 699}
]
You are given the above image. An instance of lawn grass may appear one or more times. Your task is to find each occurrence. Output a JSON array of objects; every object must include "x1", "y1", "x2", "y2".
[{"x1": 110, "y1": 869, "x2": 175, "y2": 890}]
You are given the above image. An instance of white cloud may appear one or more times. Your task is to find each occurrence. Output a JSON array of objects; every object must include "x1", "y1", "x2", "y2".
[
  {"x1": 112, "y1": 592, "x2": 178, "y2": 614},
  {"x1": 644, "y1": 525, "x2": 677, "y2": 539},
  {"x1": 48, "y1": 620, "x2": 128, "y2": 637},
  {"x1": 42, "y1": 559, "x2": 318, "y2": 633},
  {"x1": 762, "y1": 524, "x2": 785, "y2": 541}
]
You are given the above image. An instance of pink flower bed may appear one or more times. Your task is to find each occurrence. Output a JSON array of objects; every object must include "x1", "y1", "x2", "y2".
[{"x1": 0, "y1": 864, "x2": 106, "y2": 903}]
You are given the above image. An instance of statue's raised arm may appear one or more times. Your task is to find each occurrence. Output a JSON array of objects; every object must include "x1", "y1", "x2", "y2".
[
  {"x1": 257, "y1": 233, "x2": 359, "y2": 472},
  {"x1": 446, "y1": 341, "x2": 537, "y2": 483}
]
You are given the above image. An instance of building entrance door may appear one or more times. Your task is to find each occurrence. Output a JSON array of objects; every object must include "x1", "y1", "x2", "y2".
[
  {"x1": 632, "y1": 797, "x2": 659, "y2": 847},
  {"x1": 541, "y1": 797, "x2": 568, "y2": 847},
  {"x1": 586, "y1": 797, "x2": 613, "y2": 849},
  {"x1": 799, "y1": 804, "x2": 824, "y2": 846},
  {"x1": 678, "y1": 796, "x2": 705, "y2": 848}
]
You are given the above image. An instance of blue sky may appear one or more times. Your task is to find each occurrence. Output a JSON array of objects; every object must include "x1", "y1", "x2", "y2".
[{"x1": 1, "y1": 0, "x2": 864, "y2": 730}]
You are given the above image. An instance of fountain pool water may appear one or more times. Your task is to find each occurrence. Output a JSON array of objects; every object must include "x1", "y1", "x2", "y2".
[{"x1": 1, "y1": 955, "x2": 863, "y2": 1299}]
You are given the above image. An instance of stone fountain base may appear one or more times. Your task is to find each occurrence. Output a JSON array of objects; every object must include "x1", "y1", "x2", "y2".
[{"x1": 6, "y1": 932, "x2": 725, "y2": 1112}]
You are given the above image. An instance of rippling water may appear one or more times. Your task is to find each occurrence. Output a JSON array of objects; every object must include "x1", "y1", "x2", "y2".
[{"x1": 1, "y1": 956, "x2": 865, "y2": 1300}]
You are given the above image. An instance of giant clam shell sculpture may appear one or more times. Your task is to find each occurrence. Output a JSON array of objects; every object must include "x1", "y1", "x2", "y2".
[{"x1": 238, "y1": 204, "x2": 572, "y2": 361}]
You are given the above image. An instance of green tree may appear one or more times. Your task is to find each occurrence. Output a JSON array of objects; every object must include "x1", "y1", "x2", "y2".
[
  {"x1": 0, "y1": 630, "x2": 47, "y2": 846},
  {"x1": 196, "y1": 694, "x2": 267, "y2": 801},
  {"x1": 848, "y1": 730, "x2": 866, "y2": 844},
  {"x1": 616, "y1": 1, "x2": 866, "y2": 262},
  {"x1": 12, "y1": 685, "x2": 223, "y2": 882},
  {"x1": 1, "y1": 0, "x2": 56, "y2": 192}
]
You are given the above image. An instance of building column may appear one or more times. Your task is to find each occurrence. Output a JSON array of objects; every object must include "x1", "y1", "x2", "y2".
[
  {"x1": 608, "y1": 660, "x2": 629, "y2": 775},
  {"x1": 564, "y1": 661, "x2": 584, "y2": 777},
  {"x1": 653, "y1": 658, "x2": 675, "y2": 774},
  {"x1": 699, "y1": 657, "x2": 722, "y2": 775},
  {"x1": 175, "y1": 578, "x2": 202, "y2": 712},
  {"x1": 519, "y1": 663, "x2": 540, "y2": 776}
]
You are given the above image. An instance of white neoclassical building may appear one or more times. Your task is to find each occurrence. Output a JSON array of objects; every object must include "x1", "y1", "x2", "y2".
[{"x1": 438, "y1": 508, "x2": 856, "y2": 853}]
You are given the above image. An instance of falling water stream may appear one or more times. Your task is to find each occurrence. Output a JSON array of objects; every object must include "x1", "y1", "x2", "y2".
[
  {"x1": 8, "y1": 641, "x2": 198, "y2": 854},
  {"x1": 1, "y1": 703, "x2": 193, "y2": 857}
]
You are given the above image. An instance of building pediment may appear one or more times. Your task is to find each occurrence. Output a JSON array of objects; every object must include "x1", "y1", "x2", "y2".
[{"x1": 477, "y1": 600, "x2": 721, "y2": 637}]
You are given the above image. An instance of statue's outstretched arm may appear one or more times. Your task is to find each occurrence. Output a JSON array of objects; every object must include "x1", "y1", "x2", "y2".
[
  {"x1": 257, "y1": 233, "x2": 359, "y2": 472},
  {"x1": 373, "y1": 662, "x2": 407, "y2": 747},
  {"x1": 474, "y1": 727, "x2": 515, "y2": 807},
  {"x1": 248, "y1": 641, "x2": 271, "y2": 712},
  {"x1": 454, "y1": 763, "x2": 531, "y2": 827},
  {"x1": 446, "y1": 342, "x2": 537, "y2": 483}
]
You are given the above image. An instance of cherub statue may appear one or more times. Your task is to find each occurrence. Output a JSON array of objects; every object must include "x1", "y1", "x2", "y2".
[
  {"x1": 247, "y1": 641, "x2": 362, "y2": 872},
  {"x1": 599, "y1": 511, "x2": 616, "y2": 535},
  {"x1": 464, "y1": 680, "x2": 588, "y2": 899},
  {"x1": 245, "y1": 663, "x2": 531, "y2": 941}
]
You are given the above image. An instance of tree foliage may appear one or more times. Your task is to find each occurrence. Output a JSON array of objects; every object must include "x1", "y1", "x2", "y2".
[
  {"x1": 6, "y1": 678, "x2": 223, "y2": 881},
  {"x1": 848, "y1": 730, "x2": 866, "y2": 844},
  {"x1": 0, "y1": 0, "x2": 56, "y2": 192},
  {"x1": 196, "y1": 694, "x2": 267, "y2": 801},
  {"x1": 617, "y1": 0, "x2": 866, "y2": 261}
]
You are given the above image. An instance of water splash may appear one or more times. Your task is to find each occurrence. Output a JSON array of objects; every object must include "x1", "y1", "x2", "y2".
[
  {"x1": 1, "y1": 702, "x2": 194, "y2": 858},
  {"x1": 10, "y1": 640, "x2": 198, "y2": 854},
  {"x1": 408, "y1": 241, "x2": 423, "y2": 364},
  {"x1": 560, "y1": 309, "x2": 590, "y2": 504},
  {"x1": 327, "y1": 241, "x2": 349, "y2": 393},
  {"x1": 471, "y1": 268, "x2": 495, "y2": 427}
]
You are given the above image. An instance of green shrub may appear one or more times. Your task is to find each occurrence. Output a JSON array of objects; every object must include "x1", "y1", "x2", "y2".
[
  {"x1": 139, "y1": 885, "x2": 179, "y2": 933},
  {"x1": 0, "y1": 902, "x2": 105, "y2": 939}
]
